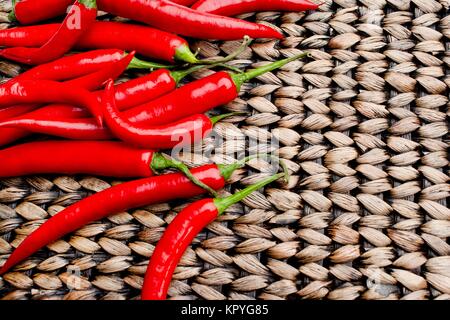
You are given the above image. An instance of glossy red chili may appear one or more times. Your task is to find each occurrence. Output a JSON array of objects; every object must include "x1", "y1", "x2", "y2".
[
  {"x1": 0, "y1": 105, "x2": 37, "y2": 147},
  {"x1": 102, "y1": 80, "x2": 213, "y2": 150},
  {"x1": 9, "y1": 0, "x2": 202, "y2": 24},
  {"x1": 192, "y1": 0, "x2": 319, "y2": 16},
  {"x1": 141, "y1": 173, "x2": 285, "y2": 300},
  {"x1": 0, "y1": 162, "x2": 247, "y2": 275},
  {"x1": 0, "y1": 22, "x2": 200, "y2": 63},
  {"x1": 1, "y1": 0, "x2": 97, "y2": 65},
  {"x1": 0, "y1": 103, "x2": 92, "y2": 147},
  {"x1": 125, "y1": 53, "x2": 309, "y2": 126},
  {"x1": 97, "y1": 0, "x2": 282, "y2": 40},
  {"x1": 0, "y1": 80, "x2": 103, "y2": 125},
  {"x1": 10, "y1": 0, "x2": 74, "y2": 24},
  {"x1": 9, "y1": 49, "x2": 166, "y2": 83},
  {"x1": 0, "y1": 140, "x2": 203, "y2": 178}
]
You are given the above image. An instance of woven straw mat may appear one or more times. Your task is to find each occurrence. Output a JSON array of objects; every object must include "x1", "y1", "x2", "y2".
[{"x1": 0, "y1": 0, "x2": 449, "y2": 300}]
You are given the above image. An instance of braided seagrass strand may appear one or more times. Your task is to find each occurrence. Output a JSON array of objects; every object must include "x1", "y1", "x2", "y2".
[{"x1": 0, "y1": 0, "x2": 449, "y2": 300}]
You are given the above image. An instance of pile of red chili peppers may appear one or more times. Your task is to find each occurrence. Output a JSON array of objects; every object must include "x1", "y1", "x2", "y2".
[{"x1": 0, "y1": 0, "x2": 318, "y2": 300}]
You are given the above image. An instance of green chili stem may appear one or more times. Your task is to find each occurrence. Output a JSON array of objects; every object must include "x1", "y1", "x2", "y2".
[
  {"x1": 214, "y1": 173, "x2": 286, "y2": 215},
  {"x1": 150, "y1": 153, "x2": 218, "y2": 197},
  {"x1": 127, "y1": 56, "x2": 174, "y2": 71},
  {"x1": 231, "y1": 52, "x2": 310, "y2": 91}
]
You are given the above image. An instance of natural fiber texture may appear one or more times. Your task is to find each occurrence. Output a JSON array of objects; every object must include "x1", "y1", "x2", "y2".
[{"x1": 0, "y1": 0, "x2": 449, "y2": 300}]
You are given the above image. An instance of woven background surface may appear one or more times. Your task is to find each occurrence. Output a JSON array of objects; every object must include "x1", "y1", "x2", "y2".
[{"x1": 0, "y1": 0, "x2": 449, "y2": 300}]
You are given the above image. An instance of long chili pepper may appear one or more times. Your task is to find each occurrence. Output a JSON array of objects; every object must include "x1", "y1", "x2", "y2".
[
  {"x1": 0, "y1": 23, "x2": 252, "y2": 66},
  {"x1": 96, "y1": 0, "x2": 282, "y2": 40},
  {"x1": 8, "y1": 49, "x2": 168, "y2": 84},
  {"x1": 66, "y1": 51, "x2": 136, "y2": 91},
  {"x1": 0, "y1": 105, "x2": 37, "y2": 120},
  {"x1": 125, "y1": 52, "x2": 309, "y2": 126},
  {"x1": 0, "y1": 141, "x2": 209, "y2": 180},
  {"x1": 0, "y1": 105, "x2": 37, "y2": 147},
  {"x1": 10, "y1": 0, "x2": 74, "y2": 25},
  {"x1": 102, "y1": 80, "x2": 226, "y2": 150},
  {"x1": 0, "y1": 80, "x2": 103, "y2": 126},
  {"x1": 0, "y1": 159, "x2": 253, "y2": 275},
  {"x1": 9, "y1": 0, "x2": 202, "y2": 24},
  {"x1": 1, "y1": 0, "x2": 97, "y2": 65},
  {"x1": 0, "y1": 104, "x2": 92, "y2": 147},
  {"x1": 141, "y1": 171, "x2": 288, "y2": 300},
  {"x1": 192, "y1": 0, "x2": 319, "y2": 16}
]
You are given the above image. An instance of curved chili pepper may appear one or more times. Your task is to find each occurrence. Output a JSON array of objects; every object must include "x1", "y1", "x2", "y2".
[
  {"x1": 126, "y1": 53, "x2": 309, "y2": 126},
  {"x1": 0, "y1": 103, "x2": 92, "y2": 147},
  {"x1": 0, "y1": 23, "x2": 251, "y2": 65},
  {"x1": 97, "y1": 0, "x2": 282, "y2": 40},
  {"x1": 141, "y1": 172, "x2": 287, "y2": 300},
  {"x1": 192, "y1": 0, "x2": 319, "y2": 16},
  {"x1": 67, "y1": 51, "x2": 136, "y2": 91},
  {"x1": 9, "y1": 0, "x2": 201, "y2": 24},
  {"x1": 0, "y1": 80, "x2": 103, "y2": 126},
  {"x1": 102, "y1": 80, "x2": 214, "y2": 150},
  {"x1": 1, "y1": 0, "x2": 97, "y2": 65},
  {"x1": 10, "y1": 0, "x2": 74, "y2": 24},
  {"x1": 0, "y1": 141, "x2": 200, "y2": 178},
  {"x1": 8, "y1": 49, "x2": 167, "y2": 84},
  {"x1": 0, "y1": 160, "x2": 250, "y2": 275},
  {"x1": 0, "y1": 105, "x2": 37, "y2": 147}
]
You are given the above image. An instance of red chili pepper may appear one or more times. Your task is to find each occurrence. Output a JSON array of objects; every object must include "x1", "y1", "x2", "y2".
[
  {"x1": 174, "y1": 0, "x2": 198, "y2": 6},
  {"x1": 126, "y1": 53, "x2": 308, "y2": 126},
  {"x1": 0, "y1": 105, "x2": 93, "y2": 147},
  {"x1": 8, "y1": 49, "x2": 167, "y2": 84},
  {"x1": 141, "y1": 172, "x2": 286, "y2": 300},
  {"x1": 0, "y1": 105, "x2": 37, "y2": 147},
  {"x1": 0, "y1": 105, "x2": 37, "y2": 120},
  {"x1": 97, "y1": 0, "x2": 282, "y2": 40},
  {"x1": 0, "y1": 141, "x2": 205, "y2": 179},
  {"x1": 102, "y1": 80, "x2": 220, "y2": 150},
  {"x1": 9, "y1": 0, "x2": 202, "y2": 24},
  {"x1": 10, "y1": 0, "x2": 74, "y2": 25},
  {"x1": 66, "y1": 51, "x2": 136, "y2": 91},
  {"x1": 0, "y1": 80, "x2": 103, "y2": 126},
  {"x1": 191, "y1": 0, "x2": 319, "y2": 16},
  {"x1": 0, "y1": 22, "x2": 251, "y2": 65},
  {"x1": 0, "y1": 160, "x2": 250, "y2": 275},
  {"x1": 1, "y1": 0, "x2": 97, "y2": 65}
]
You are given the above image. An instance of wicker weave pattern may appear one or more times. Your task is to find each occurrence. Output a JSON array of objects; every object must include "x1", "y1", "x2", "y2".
[{"x1": 0, "y1": 0, "x2": 449, "y2": 300}]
